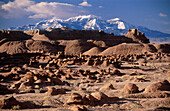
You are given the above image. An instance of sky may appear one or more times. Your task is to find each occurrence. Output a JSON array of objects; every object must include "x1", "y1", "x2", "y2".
[{"x1": 0, "y1": 0, "x2": 170, "y2": 34}]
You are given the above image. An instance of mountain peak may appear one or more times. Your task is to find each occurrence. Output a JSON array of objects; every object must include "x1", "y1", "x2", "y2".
[
  {"x1": 8, "y1": 15, "x2": 170, "y2": 42},
  {"x1": 107, "y1": 18, "x2": 120, "y2": 21},
  {"x1": 65, "y1": 15, "x2": 101, "y2": 22}
]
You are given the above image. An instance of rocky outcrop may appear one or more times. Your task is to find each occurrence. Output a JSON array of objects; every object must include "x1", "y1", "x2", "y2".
[
  {"x1": 0, "y1": 40, "x2": 57, "y2": 55},
  {"x1": 126, "y1": 29, "x2": 150, "y2": 43},
  {"x1": 0, "y1": 41, "x2": 27, "y2": 55},
  {"x1": 121, "y1": 83, "x2": 139, "y2": 94},
  {"x1": 0, "y1": 30, "x2": 31, "y2": 41},
  {"x1": 0, "y1": 84, "x2": 14, "y2": 94},
  {"x1": 1, "y1": 28, "x2": 169, "y2": 56},
  {"x1": 66, "y1": 92, "x2": 119, "y2": 106},
  {"x1": 64, "y1": 40, "x2": 95, "y2": 55},
  {"x1": 0, "y1": 96, "x2": 36, "y2": 109},
  {"x1": 46, "y1": 87, "x2": 66, "y2": 96},
  {"x1": 144, "y1": 80, "x2": 170, "y2": 93},
  {"x1": 152, "y1": 43, "x2": 170, "y2": 53},
  {"x1": 83, "y1": 47, "x2": 104, "y2": 55},
  {"x1": 99, "y1": 84, "x2": 115, "y2": 92},
  {"x1": 100, "y1": 43, "x2": 156, "y2": 56}
]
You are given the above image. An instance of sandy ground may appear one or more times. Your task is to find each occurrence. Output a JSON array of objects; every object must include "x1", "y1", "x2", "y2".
[{"x1": 0, "y1": 60, "x2": 170, "y2": 111}]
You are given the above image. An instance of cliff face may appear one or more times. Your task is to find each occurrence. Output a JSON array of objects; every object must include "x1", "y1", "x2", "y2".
[
  {"x1": 0, "y1": 28, "x2": 153, "y2": 55},
  {"x1": 0, "y1": 30, "x2": 31, "y2": 41},
  {"x1": 25, "y1": 28, "x2": 150, "y2": 43},
  {"x1": 0, "y1": 28, "x2": 149, "y2": 43}
]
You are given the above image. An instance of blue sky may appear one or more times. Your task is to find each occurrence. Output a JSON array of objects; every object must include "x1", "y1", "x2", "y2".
[{"x1": 0, "y1": 0, "x2": 170, "y2": 33}]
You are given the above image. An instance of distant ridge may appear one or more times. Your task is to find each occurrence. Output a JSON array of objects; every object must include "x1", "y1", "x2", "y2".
[{"x1": 8, "y1": 15, "x2": 170, "y2": 43}]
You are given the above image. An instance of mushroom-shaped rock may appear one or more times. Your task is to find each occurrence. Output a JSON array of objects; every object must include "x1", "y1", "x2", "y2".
[
  {"x1": 91, "y1": 91, "x2": 109, "y2": 102},
  {"x1": 121, "y1": 83, "x2": 139, "y2": 94},
  {"x1": 99, "y1": 84, "x2": 115, "y2": 92},
  {"x1": 46, "y1": 87, "x2": 66, "y2": 96},
  {"x1": 66, "y1": 93, "x2": 83, "y2": 105},
  {"x1": 91, "y1": 91, "x2": 119, "y2": 103}
]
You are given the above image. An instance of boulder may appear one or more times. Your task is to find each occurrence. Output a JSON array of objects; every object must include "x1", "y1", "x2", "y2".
[
  {"x1": 0, "y1": 96, "x2": 35, "y2": 109},
  {"x1": 46, "y1": 87, "x2": 66, "y2": 96},
  {"x1": 82, "y1": 93, "x2": 96, "y2": 106},
  {"x1": 121, "y1": 83, "x2": 139, "y2": 94},
  {"x1": 66, "y1": 93, "x2": 83, "y2": 105},
  {"x1": 91, "y1": 91, "x2": 109, "y2": 102},
  {"x1": 111, "y1": 69, "x2": 122, "y2": 76},
  {"x1": 0, "y1": 96, "x2": 20, "y2": 109},
  {"x1": 99, "y1": 84, "x2": 115, "y2": 92},
  {"x1": 51, "y1": 77, "x2": 63, "y2": 85},
  {"x1": 91, "y1": 91, "x2": 119, "y2": 104},
  {"x1": 69, "y1": 105, "x2": 87, "y2": 111}
]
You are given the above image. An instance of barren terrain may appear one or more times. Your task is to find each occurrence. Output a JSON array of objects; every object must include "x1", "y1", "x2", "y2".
[{"x1": 0, "y1": 28, "x2": 170, "y2": 111}]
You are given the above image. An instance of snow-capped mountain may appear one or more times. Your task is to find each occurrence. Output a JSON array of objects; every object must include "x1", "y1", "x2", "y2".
[{"x1": 9, "y1": 15, "x2": 170, "y2": 42}]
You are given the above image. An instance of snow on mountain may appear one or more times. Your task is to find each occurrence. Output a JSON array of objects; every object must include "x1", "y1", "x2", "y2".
[
  {"x1": 9, "y1": 15, "x2": 131, "y2": 34},
  {"x1": 8, "y1": 15, "x2": 170, "y2": 42}
]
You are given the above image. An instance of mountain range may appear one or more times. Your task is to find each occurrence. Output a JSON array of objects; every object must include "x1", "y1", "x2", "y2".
[{"x1": 8, "y1": 15, "x2": 170, "y2": 43}]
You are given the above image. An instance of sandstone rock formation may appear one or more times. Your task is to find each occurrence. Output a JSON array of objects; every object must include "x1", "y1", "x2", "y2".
[
  {"x1": 64, "y1": 40, "x2": 95, "y2": 55},
  {"x1": 100, "y1": 43, "x2": 156, "y2": 56},
  {"x1": 126, "y1": 29, "x2": 150, "y2": 43},
  {"x1": 0, "y1": 96, "x2": 36, "y2": 109},
  {"x1": 144, "y1": 80, "x2": 170, "y2": 93},
  {"x1": 83, "y1": 47, "x2": 104, "y2": 56},
  {"x1": 0, "y1": 27, "x2": 170, "y2": 111},
  {"x1": 0, "y1": 40, "x2": 57, "y2": 55},
  {"x1": 46, "y1": 87, "x2": 66, "y2": 96},
  {"x1": 0, "y1": 84, "x2": 13, "y2": 94},
  {"x1": 121, "y1": 83, "x2": 139, "y2": 94},
  {"x1": 69, "y1": 105, "x2": 87, "y2": 111},
  {"x1": 66, "y1": 92, "x2": 119, "y2": 106},
  {"x1": 152, "y1": 43, "x2": 170, "y2": 53},
  {"x1": 99, "y1": 83, "x2": 115, "y2": 92},
  {"x1": 0, "y1": 28, "x2": 155, "y2": 55}
]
